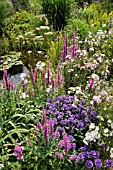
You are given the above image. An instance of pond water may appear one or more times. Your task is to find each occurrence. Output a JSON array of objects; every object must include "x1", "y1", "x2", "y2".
[
  {"x1": 0, "y1": 50, "x2": 46, "y2": 86},
  {"x1": 0, "y1": 66, "x2": 29, "y2": 86}
]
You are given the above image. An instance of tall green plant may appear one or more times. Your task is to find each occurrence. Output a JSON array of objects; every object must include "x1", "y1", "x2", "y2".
[{"x1": 41, "y1": 0, "x2": 74, "y2": 31}]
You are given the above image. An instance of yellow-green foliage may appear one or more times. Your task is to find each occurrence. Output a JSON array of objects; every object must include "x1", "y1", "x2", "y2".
[{"x1": 87, "y1": 4, "x2": 113, "y2": 25}]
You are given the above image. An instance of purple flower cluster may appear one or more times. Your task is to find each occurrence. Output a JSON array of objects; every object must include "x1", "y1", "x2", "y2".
[
  {"x1": 77, "y1": 149, "x2": 100, "y2": 160},
  {"x1": 77, "y1": 149, "x2": 113, "y2": 169},
  {"x1": 61, "y1": 32, "x2": 78, "y2": 62},
  {"x1": 106, "y1": 159, "x2": 113, "y2": 168},
  {"x1": 77, "y1": 150, "x2": 102, "y2": 169},
  {"x1": 13, "y1": 143, "x2": 24, "y2": 159},
  {"x1": 46, "y1": 95, "x2": 98, "y2": 136}
]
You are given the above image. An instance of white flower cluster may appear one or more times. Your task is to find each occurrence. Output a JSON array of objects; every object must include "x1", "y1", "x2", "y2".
[
  {"x1": 21, "y1": 92, "x2": 28, "y2": 99},
  {"x1": 110, "y1": 148, "x2": 113, "y2": 158},
  {"x1": 36, "y1": 26, "x2": 50, "y2": 30},
  {"x1": 46, "y1": 85, "x2": 52, "y2": 93},
  {"x1": 36, "y1": 61, "x2": 45, "y2": 71},
  {"x1": 107, "y1": 119, "x2": 113, "y2": 130},
  {"x1": 83, "y1": 125, "x2": 100, "y2": 145},
  {"x1": 103, "y1": 127, "x2": 113, "y2": 137},
  {"x1": 20, "y1": 73, "x2": 28, "y2": 84},
  {"x1": 44, "y1": 32, "x2": 53, "y2": 35}
]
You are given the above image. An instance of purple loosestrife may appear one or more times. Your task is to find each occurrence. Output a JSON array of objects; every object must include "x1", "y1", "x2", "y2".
[
  {"x1": 65, "y1": 34, "x2": 68, "y2": 56},
  {"x1": 72, "y1": 32, "x2": 77, "y2": 58},
  {"x1": 3, "y1": 70, "x2": 14, "y2": 90},
  {"x1": 61, "y1": 44, "x2": 66, "y2": 62},
  {"x1": 57, "y1": 69, "x2": 61, "y2": 85},
  {"x1": 30, "y1": 68, "x2": 38, "y2": 87},
  {"x1": 48, "y1": 118, "x2": 54, "y2": 135},
  {"x1": 35, "y1": 68, "x2": 38, "y2": 82},
  {"x1": 63, "y1": 133, "x2": 71, "y2": 156},
  {"x1": 30, "y1": 68, "x2": 35, "y2": 85},
  {"x1": 51, "y1": 76, "x2": 55, "y2": 91},
  {"x1": 89, "y1": 79, "x2": 94, "y2": 88},
  {"x1": 53, "y1": 129, "x2": 60, "y2": 138},
  {"x1": 29, "y1": 89, "x2": 34, "y2": 97},
  {"x1": 43, "y1": 123, "x2": 49, "y2": 145},
  {"x1": 58, "y1": 140, "x2": 64, "y2": 150},
  {"x1": 3, "y1": 70, "x2": 9, "y2": 89},
  {"x1": 13, "y1": 143, "x2": 24, "y2": 159},
  {"x1": 42, "y1": 67, "x2": 46, "y2": 84},
  {"x1": 37, "y1": 121, "x2": 42, "y2": 130},
  {"x1": 47, "y1": 61, "x2": 51, "y2": 84},
  {"x1": 8, "y1": 79, "x2": 14, "y2": 90},
  {"x1": 42, "y1": 109, "x2": 46, "y2": 123}
]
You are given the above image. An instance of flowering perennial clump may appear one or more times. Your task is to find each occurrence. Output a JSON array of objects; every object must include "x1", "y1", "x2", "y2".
[{"x1": 46, "y1": 95, "x2": 98, "y2": 137}]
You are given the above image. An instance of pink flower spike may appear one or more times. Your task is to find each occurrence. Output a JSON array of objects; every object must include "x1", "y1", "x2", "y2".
[
  {"x1": 51, "y1": 77, "x2": 55, "y2": 91},
  {"x1": 44, "y1": 123, "x2": 49, "y2": 145},
  {"x1": 26, "y1": 137, "x2": 30, "y2": 146},
  {"x1": 89, "y1": 79, "x2": 94, "y2": 88},
  {"x1": 69, "y1": 154, "x2": 76, "y2": 161},
  {"x1": 37, "y1": 121, "x2": 42, "y2": 130},
  {"x1": 53, "y1": 130, "x2": 60, "y2": 138},
  {"x1": 42, "y1": 109, "x2": 46, "y2": 123},
  {"x1": 30, "y1": 89, "x2": 34, "y2": 97},
  {"x1": 57, "y1": 152, "x2": 63, "y2": 159}
]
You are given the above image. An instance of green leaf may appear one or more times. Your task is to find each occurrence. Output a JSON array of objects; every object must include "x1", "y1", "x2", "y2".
[{"x1": 0, "y1": 128, "x2": 29, "y2": 143}]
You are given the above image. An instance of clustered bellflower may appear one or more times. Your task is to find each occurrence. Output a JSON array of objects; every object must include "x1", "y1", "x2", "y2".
[{"x1": 46, "y1": 95, "x2": 98, "y2": 137}]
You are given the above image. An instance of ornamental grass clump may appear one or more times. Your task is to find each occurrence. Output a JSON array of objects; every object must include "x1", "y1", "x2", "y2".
[{"x1": 41, "y1": 0, "x2": 74, "y2": 30}]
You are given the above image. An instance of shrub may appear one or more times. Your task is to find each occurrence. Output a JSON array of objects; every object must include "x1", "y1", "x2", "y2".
[{"x1": 0, "y1": 0, "x2": 13, "y2": 36}]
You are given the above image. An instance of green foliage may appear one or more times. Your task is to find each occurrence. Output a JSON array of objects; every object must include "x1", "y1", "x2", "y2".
[
  {"x1": 2, "y1": 11, "x2": 48, "y2": 54},
  {"x1": 65, "y1": 3, "x2": 113, "y2": 42},
  {"x1": 41, "y1": 0, "x2": 74, "y2": 30},
  {"x1": 29, "y1": 0, "x2": 42, "y2": 15},
  {"x1": 1, "y1": 1, "x2": 113, "y2": 169},
  {"x1": 47, "y1": 37, "x2": 63, "y2": 66},
  {"x1": 12, "y1": 0, "x2": 30, "y2": 12}
]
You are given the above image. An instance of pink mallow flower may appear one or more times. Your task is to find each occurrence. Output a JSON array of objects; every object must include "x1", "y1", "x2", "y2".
[
  {"x1": 13, "y1": 143, "x2": 24, "y2": 159},
  {"x1": 57, "y1": 152, "x2": 63, "y2": 159},
  {"x1": 69, "y1": 154, "x2": 76, "y2": 161}
]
